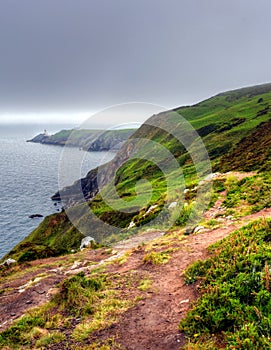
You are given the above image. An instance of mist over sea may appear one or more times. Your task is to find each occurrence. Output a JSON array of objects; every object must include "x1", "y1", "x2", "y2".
[{"x1": 0, "y1": 123, "x2": 115, "y2": 259}]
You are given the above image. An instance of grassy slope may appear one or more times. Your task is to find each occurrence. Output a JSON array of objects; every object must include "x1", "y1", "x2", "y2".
[
  {"x1": 180, "y1": 219, "x2": 271, "y2": 349},
  {"x1": 3, "y1": 82, "x2": 271, "y2": 263},
  {"x1": 2, "y1": 83, "x2": 271, "y2": 348}
]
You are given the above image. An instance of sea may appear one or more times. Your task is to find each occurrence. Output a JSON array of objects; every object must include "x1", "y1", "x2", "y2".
[{"x1": 0, "y1": 123, "x2": 115, "y2": 259}]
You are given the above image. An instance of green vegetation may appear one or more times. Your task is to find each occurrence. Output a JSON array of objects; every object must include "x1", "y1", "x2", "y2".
[
  {"x1": 0, "y1": 270, "x2": 136, "y2": 349},
  {"x1": 61, "y1": 82, "x2": 271, "y2": 238},
  {"x1": 143, "y1": 250, "x2": 171, "y2": 265},
  {"x1": 4, "y1": 83, "x2": 271, "y2": 263},
  {"x1": 222, "y1": 173, "x2": 271, "y2": 215},
  {"x1": 53, "y1": 271, "x2": 104, "y2": 316},
  {"x1": 1, "y1": 212, "x2": 85, "y2": 262},
  {"x1": 3, "y1": 83, "x2": 271, "y2": 349},
  {"x1": 138, "y1": 278, "x2": 153, "y2": 291},
  {"x1": 32, "y1": 128, "x2": 136, "y2": 149},
  {"x1": 180, "y1": 219, "x2": 271, "y2": 349}
]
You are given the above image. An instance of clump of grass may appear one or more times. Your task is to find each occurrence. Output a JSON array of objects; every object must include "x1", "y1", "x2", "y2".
[
  {"x1": 180, "y1": 218, "x2": 271, "y2": 349},
  {"x1": 138, "y1": 278, "x2": 152, "y2": 291},
  {"x1": 204, "y1": 218, "x2": 220, "y2": 229},
  {"x1": 53, "y1": 271, "x2": 104, "y2": 316},
  {"x1": 0, "y1": 302, "x2": 55, "y2": 347},
  {"x1": 143, "y1": 251, "x2": 170, "y2": 265},
  {"x1": 72, "y1": 291, "x2": 133, "y2": 341},
  {"x1": 35, "y1": 331, "x2": 65, "y2": 348}
]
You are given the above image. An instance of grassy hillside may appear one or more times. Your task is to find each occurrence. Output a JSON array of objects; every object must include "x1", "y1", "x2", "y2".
[
  {"x1": 180, "y1": 219, "x2": 271, "y2": 349},
  {"x1": 4, "y1": 82, "x2": 271, "y2": 263},
  {"x1": 2, "y1": 83, "x2": 271, "y2": 349}
]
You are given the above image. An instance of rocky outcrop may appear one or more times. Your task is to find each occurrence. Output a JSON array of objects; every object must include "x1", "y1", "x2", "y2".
[
  {"x1": 29, "y1": 214, "x2": 43, "y2": 219},
  {"x1": 27, "y1": 133, "x2": 49, "y2": 143}
]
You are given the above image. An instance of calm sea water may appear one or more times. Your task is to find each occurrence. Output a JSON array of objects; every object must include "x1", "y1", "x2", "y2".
[{"x1": 0, "y1": 124, "x2": 115, "y2": 259}]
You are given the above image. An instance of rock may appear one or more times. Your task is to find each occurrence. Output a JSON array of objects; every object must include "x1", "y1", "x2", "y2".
[
  {"x1": 194, "y1": 225, "x2": 205, "y2": 233},
  {"x1": 180, "y1": 299, "x2": 190, "y2": 304},
  {"x1": 27, "y1": 133, "x2": 49, "y2": 143},
  {"x1": 71, "y1": 261, "x2": 81, "y2": 269},
  {"x1": 80, "y1": 236, "x2": 95, "y2": 250},
  {"x1": 0, "y1": 258, "x2": 16, "y2": 266},
  {"x1": 29, "y1": 214, "x2": 43, "y2": 218},
  {"x1": 146, "y1": 205, "x2": 158, "y2": 215},
  {"x1": 168, "y1": 201, "x2": 177, "y2": 209},
  {"x1": 184, "y1": 227, "x2": 195, "y2": 235},
  {"x1": 128, "y1": 221, "x2": 136, "y2": 229}
]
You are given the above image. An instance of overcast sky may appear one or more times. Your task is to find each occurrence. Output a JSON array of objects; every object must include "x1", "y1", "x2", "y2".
[{"x1": 0, "y1": 0, "x2": 271, "y2": 126}]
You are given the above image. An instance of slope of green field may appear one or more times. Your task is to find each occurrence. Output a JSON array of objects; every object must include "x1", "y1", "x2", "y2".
[{"x1": 3, "y1": 83, "x2": 271, "y2": 262}]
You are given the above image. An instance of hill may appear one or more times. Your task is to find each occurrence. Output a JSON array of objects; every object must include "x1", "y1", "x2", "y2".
[
  {"x1": 4, "y1": 82, "x2": 271, "y2": 261},
  {"x1": 2, "y1": 83, "x2": 271, "y2": 349}
]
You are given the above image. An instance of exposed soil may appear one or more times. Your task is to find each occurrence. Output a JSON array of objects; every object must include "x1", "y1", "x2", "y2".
[{"x1": 1, "y1": 171, "x2": 271, "y2": 349}]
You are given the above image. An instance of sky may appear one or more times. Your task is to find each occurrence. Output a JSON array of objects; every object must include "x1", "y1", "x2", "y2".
[{"x1": 0, "y1": 0, "x2": 271, "y2": 127}]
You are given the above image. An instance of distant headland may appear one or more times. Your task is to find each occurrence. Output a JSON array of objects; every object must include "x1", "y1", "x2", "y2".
[{"x1": 27, "y1": 128, "x2": 136, "y2": 151}]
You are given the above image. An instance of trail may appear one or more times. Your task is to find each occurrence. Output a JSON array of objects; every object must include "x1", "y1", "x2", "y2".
[{"x1": 1, "y1": 170, "x2": 271, "y2": 349}]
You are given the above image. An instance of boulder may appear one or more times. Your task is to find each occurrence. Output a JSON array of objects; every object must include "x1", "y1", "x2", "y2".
[
  {"x1": 128, "y1": 221, "x2": 136, "y2": 229},
  {"x1": 80, "y1": 236, "x2": 95, "y2": 250},
  {"x1": 1, "y1": 258, "x2": 16, "y2": 266},
  {"x1": 194, "y1": 225, "x2": 205, "y2": 233},
  {"x1": 168, "y1": 201, "x2": 177, "y2": 209}
]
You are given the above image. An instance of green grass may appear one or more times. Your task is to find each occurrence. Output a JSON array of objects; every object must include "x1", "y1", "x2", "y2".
[
  {"x1": 138, "y1": 278, "x2": 153, "y2": 291},
  {"x1": 143, "y1": 250, "x2": 171, "y2": 265},
  {"x1": 0, "y1": 269, "x2": 144, "y2": 349},
  {"x1": 180, "y1": 218, "x2": 271, "y2": 349},
  {"x1": 53, "y1": 271, "x2": 104, "y2": 316},
  {"x1": 222, "y1": 173, "x2": 271, "y2": 215},
  {"x1": 5, "y1": 82, "x2": 271, "y2": 264},
  {"x1": 0, "y1": 272, "x2": 104, "y2": 348}
]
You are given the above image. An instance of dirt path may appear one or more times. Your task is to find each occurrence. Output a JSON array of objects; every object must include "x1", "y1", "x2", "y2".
[
  {"x1": 1, "y1": 171, "x2": 271, "y2": 349},
  {"x1": 88, "y1": 207, "x2": 271, "y2": 350}
]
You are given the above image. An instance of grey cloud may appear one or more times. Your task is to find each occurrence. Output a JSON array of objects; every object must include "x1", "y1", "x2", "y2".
[{"x1": 0, "y1": 0, "x2": 270, "y2": 123}]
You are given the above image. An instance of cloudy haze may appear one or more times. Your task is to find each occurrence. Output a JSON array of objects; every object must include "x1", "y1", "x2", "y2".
[{"x1": 0, "y1": 0, "x2": 271, "y2": 126}]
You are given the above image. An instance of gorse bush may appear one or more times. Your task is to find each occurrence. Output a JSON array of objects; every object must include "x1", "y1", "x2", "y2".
[{"x1": 180, "y1": 219, "x2": 271, "y2": 349}]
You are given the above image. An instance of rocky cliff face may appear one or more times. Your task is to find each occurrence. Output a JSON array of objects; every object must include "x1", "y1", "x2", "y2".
[{"x1": 27, "y1": 133, "x2": 49, "y2": 143}]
